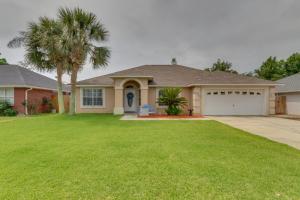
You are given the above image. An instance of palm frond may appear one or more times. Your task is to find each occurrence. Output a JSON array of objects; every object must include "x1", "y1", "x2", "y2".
[
  {"x1": 7, "y1": 31, "x2": 26, "y2": 48},
  {"x1": 157, "y1": 88, "x2": 188, "y2": 108},
  {"x1": 90, "y1": 46, "x2": 110, "y2": 68}
]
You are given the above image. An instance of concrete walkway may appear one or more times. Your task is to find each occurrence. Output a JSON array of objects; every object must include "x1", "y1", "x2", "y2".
[
  {"x1": 120, "y1": 114, "x2": 210, "y2": 121},
  {"x1": 210, "y1": 116, "x2": 300, "y2": 150}
]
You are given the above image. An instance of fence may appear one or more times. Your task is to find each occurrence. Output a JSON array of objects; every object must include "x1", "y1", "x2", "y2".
[{"x1": 275, "y1": 96, "x2": 286, "y2": 114}]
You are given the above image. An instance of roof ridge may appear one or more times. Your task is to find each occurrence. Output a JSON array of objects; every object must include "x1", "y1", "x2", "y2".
[
  {"x1": 77, "y1": 64, "x2": 204, "y2": 82},
  {"x1": 77, "y1": 64, "x2": 276, "y2": 86}
]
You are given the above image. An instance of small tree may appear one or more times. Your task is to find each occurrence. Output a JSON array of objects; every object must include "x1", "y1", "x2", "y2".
[
  {"x1": 205, "y1": 59, "x2": 238, "y2": 74},
  {"x1": 255, "y1": 56, "x2": 286, "y2": 80},
  {"x1": 157, "y1": 88, "x2": 187, "y2": 115},
  {"x1": 171, "y1": 58, "x2": 177, "y2": 65},
  {"x1": 0, "y1": 53, "x2": 8, "y2": 64},
  {"x1": 284, "y1": 53, "x2": 300, "y2": 76}
]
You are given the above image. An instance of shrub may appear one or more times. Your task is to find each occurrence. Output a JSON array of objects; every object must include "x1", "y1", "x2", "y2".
[
  {"x1": 0, "y1": 101, "x2": 11, "y2": 113},
  {"x1": 21, "y1": 100, "x2": 37, "y2": 115},
  {"x1": 40, "y1": 97, "x2": 52, "y2": 113},
  {"x1": 28, "y1": 103, "x2": 37, "y2": 115},
  {"x1": 0, "y1": 101, "x2": 18, "y2": 116},
  {"x1": 157, "y1": 88, "x2": 187, "y2": 115},
  {"x1": 3, "y1": 108, "x2": 18, "y2": 116},
  {"x1": 165, "y1": 106, "x2": 182, "y2": 115}
]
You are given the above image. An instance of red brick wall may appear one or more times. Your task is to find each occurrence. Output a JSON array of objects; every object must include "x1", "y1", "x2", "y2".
[
  {"x1": 12, "y1": 88, "x2": 57, "y2": 114},
  {"x1": 13, "y1": 88, "x2": 26, "y2": 114},
  {"x1": 27, "y1": 89, "x2": 56, "y2": 113}
]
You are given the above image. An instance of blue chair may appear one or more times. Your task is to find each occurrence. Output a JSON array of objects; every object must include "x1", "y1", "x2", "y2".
[{"x1": 139, "y1": 104, "x2": 156, "y2": 115}]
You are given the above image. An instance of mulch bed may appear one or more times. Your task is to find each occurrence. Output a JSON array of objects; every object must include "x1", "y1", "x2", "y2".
[{"x1": 138, "y1": 114, "x2": 205, "y2": 118}]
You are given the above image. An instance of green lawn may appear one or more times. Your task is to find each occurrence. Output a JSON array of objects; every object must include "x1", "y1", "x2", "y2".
[{"x1": 0, "y1": 114, "x2": 300, "y2": 199}]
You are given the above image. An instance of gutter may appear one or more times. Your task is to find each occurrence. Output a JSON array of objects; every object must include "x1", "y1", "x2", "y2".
[
  {"x1": 0, "y1": 85, "x2": 70, "y2": 92},
  {"x1": 25, "y1": 88, "x2": 33, "y2": 115},
  {"x1": 187, "y1": 83, "x2": 282, "y2": 87}
]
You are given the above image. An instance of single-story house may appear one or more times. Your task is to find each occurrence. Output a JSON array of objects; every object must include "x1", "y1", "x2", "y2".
[
  {"x1": 276, "y1": 73, "x2": 300, "y2": 115},
  {"x1": 76, "y1": 65, "x2": 276, "y2": 116},
  {"x1": 0, "y1": 64, "x2": 69, "y2": 114}
]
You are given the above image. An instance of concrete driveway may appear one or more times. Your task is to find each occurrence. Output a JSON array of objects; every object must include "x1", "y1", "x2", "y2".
[{"x1": 210, "y1": 116, "x2": 300, "y2": 150}]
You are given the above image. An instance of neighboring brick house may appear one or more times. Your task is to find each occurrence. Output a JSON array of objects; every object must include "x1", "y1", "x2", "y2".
[{"x1": 0, "y1": 64, "x2": 69, "y2": 114}]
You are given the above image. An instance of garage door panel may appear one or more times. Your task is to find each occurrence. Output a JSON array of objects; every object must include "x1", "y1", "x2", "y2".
[
  {"x1": 286, "y1": 95, "x2": 300, "y2": 115},
  {"x1": 203, "y1": 89, "x2": 266, "y2": 115}
]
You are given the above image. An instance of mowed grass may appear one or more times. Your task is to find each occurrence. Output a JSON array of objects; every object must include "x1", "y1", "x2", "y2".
[{"x1": 0, "y1": 114, "x2": 300, "y2": 200}]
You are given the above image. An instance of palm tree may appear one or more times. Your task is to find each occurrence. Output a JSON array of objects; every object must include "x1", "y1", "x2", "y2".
[
  {"x1": 157, "y1": 88, "x2": 187, "y2": 115},
  {"x1": 8, "y1": 17, "x2": 68, "y2": 114},
  {"x1": 58, "y1": 7, "x2": 110, "y2": 115}
]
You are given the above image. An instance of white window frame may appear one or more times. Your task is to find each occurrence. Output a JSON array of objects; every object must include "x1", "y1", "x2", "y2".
[
  {"x1": 156, "y1": 88, "x2": 168, "y2": 108},
  {"x1": 80, "y1": 87, "x2": 105, "y2": 108},
  {"x1": 0, "y1": 88, "x2": 14, "y2": 105}
]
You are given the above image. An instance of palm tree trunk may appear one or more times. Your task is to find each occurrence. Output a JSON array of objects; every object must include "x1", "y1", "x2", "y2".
[
  {"x1": 69, "y1": 66, "x2": 78, "y2": 115},
  {"x1": 56, "y1": 65, "x2": 65, "y2": 114}
]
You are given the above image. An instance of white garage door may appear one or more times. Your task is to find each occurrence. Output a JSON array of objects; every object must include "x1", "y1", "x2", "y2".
[
  {"x1": 203, "y1": 89, "x2": 266, "y2": 115},
  {"x1": 286, "y1": 94, "x2": 300, "y2": 115}
]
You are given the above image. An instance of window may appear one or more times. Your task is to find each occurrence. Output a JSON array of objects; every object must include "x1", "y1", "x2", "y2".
[
  {"x1": 242, "y1": 91, "x2": 247, "y2": 95},
  {"x1": 213, "y1": 91, "x2": 218, "y2": 95},
  {"x1": 235, "y1": 91, "x2": 240, "y2": 95},
  {"x1": 207, "y1": 92, "x2": 211, "y2": 95},
  {"x1": 81, "y1": 88, "x2": 104, "y2": 107},
  {"x1": 228, "y1": 91, "x2": 233, "y2": 95},
  {"x1": 0, "y1": 88, "x2": 14, "y2": 105},
  {"x1": 250, "y1": 92, "x2": 254, "y2": 95},
  {"x1": 220, "y1": 91, "x2": 225, "y2": 95},
  {"x1": 157, "y1": 88, "x2": 167, "y2": 106}
]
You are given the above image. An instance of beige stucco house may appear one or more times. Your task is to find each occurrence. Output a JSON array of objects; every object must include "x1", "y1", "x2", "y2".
[{"x1": 76, "y1": 65, "x2": 277, "y2": 115}]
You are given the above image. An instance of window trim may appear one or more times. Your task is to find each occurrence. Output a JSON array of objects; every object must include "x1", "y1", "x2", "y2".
[
  {"x1": 80, "y1": 87, "x2": 105, "y2": 108},
  {"x1": 0, "y1": 87, "x2": 14, "y2": 105},
  {"x1": 156, "y1": 88, "x2": 168, "y2": 108}
]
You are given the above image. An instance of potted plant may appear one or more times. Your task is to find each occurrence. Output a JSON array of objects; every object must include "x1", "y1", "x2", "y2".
[{"x1": 157, "y1": 88, "x2": 187, "y2": 115}]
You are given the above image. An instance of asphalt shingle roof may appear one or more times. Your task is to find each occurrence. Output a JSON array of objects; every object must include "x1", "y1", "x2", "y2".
[
  {"x1": 0, "y1": 64, "x2": 69, "y2": 91},
  {"x1": 77, "y1": 65, "x2": 275, "y2": 86},
  {"x1": 276, "y1": 73, "x2": 300, "y2": 93}
]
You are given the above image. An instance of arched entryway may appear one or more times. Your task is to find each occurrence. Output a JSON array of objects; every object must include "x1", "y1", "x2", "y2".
[{"x1": 123, "y1": 80, "x2": 141, "y2": 113}]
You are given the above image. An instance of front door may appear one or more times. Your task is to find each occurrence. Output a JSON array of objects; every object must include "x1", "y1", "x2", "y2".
[{"x1": 124, "y1": 88, "x2": 137, "y2": 112}]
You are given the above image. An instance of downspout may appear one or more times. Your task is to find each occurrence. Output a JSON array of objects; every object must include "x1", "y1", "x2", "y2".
[{"x1": 25, "y1": 88, "x2": 33, "y2": 115}]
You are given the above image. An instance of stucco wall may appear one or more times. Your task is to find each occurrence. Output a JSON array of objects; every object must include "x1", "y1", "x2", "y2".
[
  {"x1": 278, "y1": 92, "x2": 300, "y2": 115},
  {"x1": 75, "y1": 85, "x2": 274, "y2": 115},
  {"x1": 76, "y1": 87, "x2": 115, "y2": 113},
  {"x1": 148, "y1": 88, "x2": 156, "y2": 109},
  {"x1": 268, "y1": 86, "x2": 276, "y2": 115}
]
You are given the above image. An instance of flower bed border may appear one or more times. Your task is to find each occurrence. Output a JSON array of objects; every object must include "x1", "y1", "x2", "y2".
[{"x1": 138, "y1": 114, "x2": 204, "y2": 118}]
